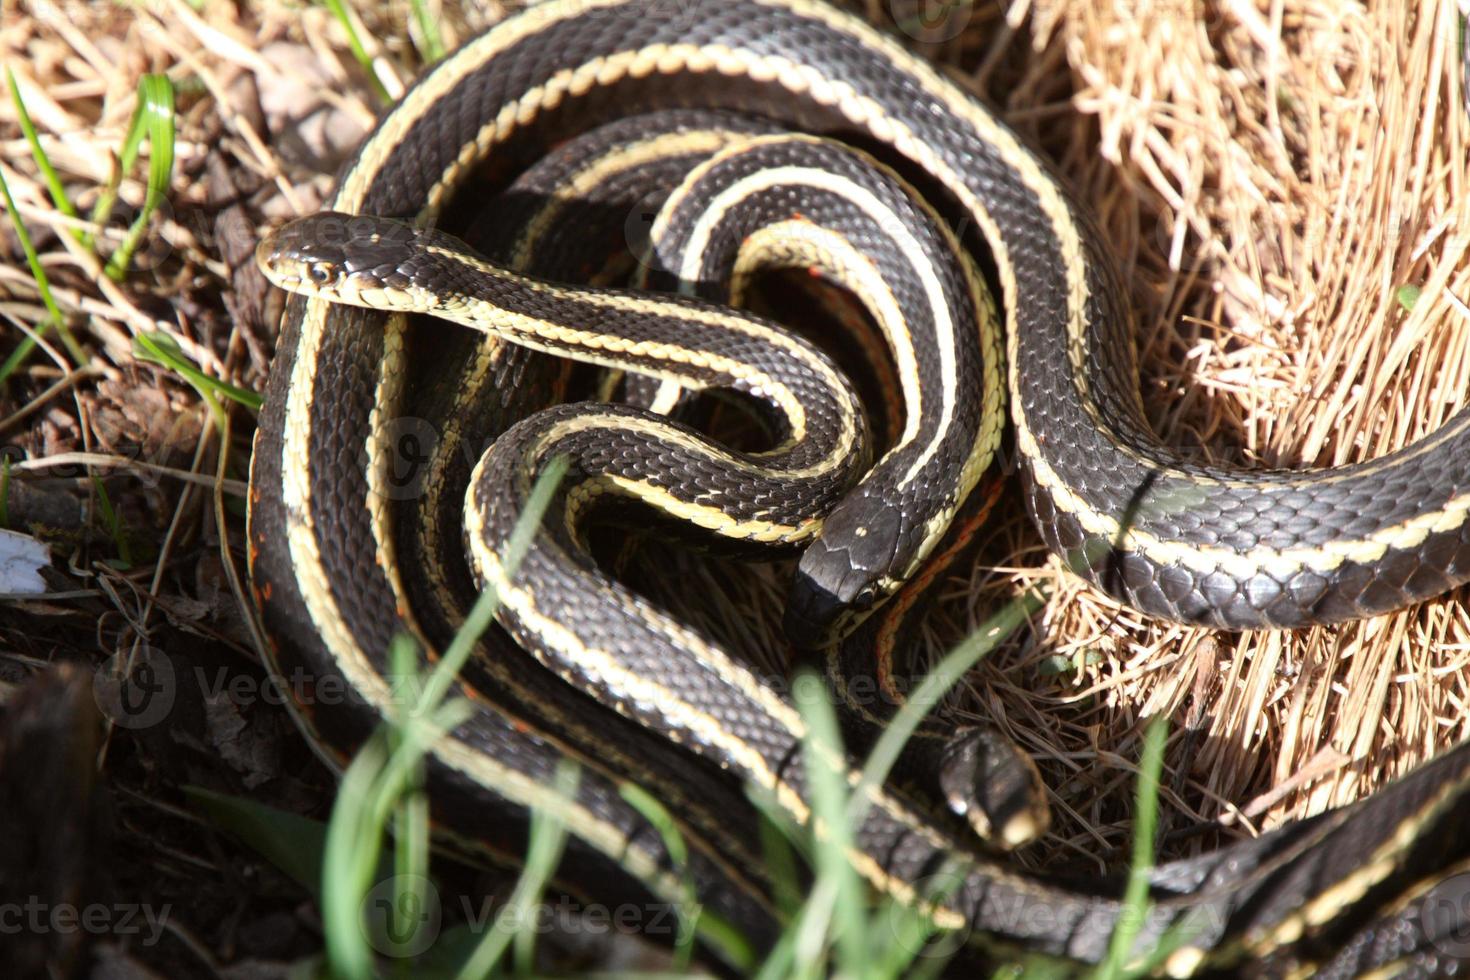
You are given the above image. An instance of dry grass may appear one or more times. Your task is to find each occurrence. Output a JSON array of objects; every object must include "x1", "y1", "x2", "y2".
[
  {"x1": 987, "y1": 0, "x2": 1470, "y2": 867},
  {"x1": 0, "y1": 0, "x2": 1466, "y2": 943}
]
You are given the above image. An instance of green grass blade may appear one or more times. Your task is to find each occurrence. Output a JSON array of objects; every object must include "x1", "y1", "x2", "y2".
[
  {"x1": 89, "y1": 79, "x2": 151, "y2": 243},
  {"x1": 414, "y1": 455, "x2": 569, "y2": 714},
  {"x1": 0, "y1": 455, "x2": 10, "y2": 529},
  {"x1": 321, "y1": 0, "x2": 392, "y2": 104},
  {"x1": 742, "y1": 791, "x2": 811, "y2": 980},
  {"x1": 6, "y1": 67, "x2": 80, "y2": 239},
  {"x1": 869, "y1": 862, "x2": 964, "y2": 977},
  {"x1": 408, "y1": 0, "x2": 447, "y2": 64},
  {"x1": 184, "y1": 787, "x2": 332, "y2": 895},
  {"x1": 1096, "y1": 714, "x2": 1168, "y2": 980},
  {"x1": 106, "y1": 74, "x2": 175, "y2": 280},
  {"x1": 620, "y1": 783, "x2": 701, "y2": 970},
  {"x1": 678, "y1": 911, "x2": 757, "y2": 975},
  {"x1": 385, "y1": 635, "x2": 432, "y2": 964},
  {"x1": 452, "y1": 761, "x2": 578, "y2": 980},
  {"x1": 322, "y1": 730, "x2": 394, "y2": 980},
  {"x1": 132, "y1": 331, "x2": 262, "y2": 433},
  {"x1": 514, "y1": 763, "x2": 577, "y2": 974},
  {"x1": 89, "y1": 474, "x2": 132, "y2": 567},
  {"x1": 317, "y1": 458, "x2": 567, "y2": 978},
  {"x1": 756, "y1": 809, "x2": 804, "y2": 918},
  {"x1": 764, "y1": 589, "x2": 1044, "y2": 980},
  {"x1": 0, "y1": 165, "x2": 84, "y2": 377},
  {"x1": 850, "y1": 588, "x2": 1046, "y2": 827},
  {"x1": 320, "y1": 694, "x2": 471, "y2": 980},
  {"x1": 328, "y1": 692, "x2": 473, "y2": 975},
  {"x1": 789, "y1": 672, "x2": 865, "y2": 975}
]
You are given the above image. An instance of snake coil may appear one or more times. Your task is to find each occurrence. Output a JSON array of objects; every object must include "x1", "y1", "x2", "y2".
[{"x1": 250, "y1": 0, "x2": 1470, "y2": 972}]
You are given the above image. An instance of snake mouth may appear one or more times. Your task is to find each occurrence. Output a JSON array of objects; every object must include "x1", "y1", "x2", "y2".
[
  {"x1": 253, "y1": 237, "x2": 290, "y2": 282},
  {"x1": 785, "y1": 564, "x2": 882, "y2": 649},
  {"x1": 785, "y1": 491, "x2": 908, "y2": 648},
  {"x1": 254, "y1": 233, "x2": 322, "y2": 296},
  {"x1": 784, "y1": 572, "x2": 847, "y2": 649}
]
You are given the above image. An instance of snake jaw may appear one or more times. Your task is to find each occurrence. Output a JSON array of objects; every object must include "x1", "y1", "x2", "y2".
[
  {"x1": 784, "y1": 570, "x2": 851, "y2": 650},
  {"x1": 786, "y1": 493, "x2": 909, "y2": 648}
]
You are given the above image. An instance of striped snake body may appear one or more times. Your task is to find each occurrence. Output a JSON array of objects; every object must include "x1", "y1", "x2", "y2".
[{"x1": 250, "y1": 0, "x2": 1470, "y2": 972}]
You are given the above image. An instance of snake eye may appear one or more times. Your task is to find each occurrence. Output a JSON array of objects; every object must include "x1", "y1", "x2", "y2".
[{"x1": 308, "y1": 262, "x2": 335, "y2": 285}]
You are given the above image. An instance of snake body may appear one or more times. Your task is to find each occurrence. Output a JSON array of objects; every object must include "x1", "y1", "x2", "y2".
[{"x1": 249, "y1": 0, "x2": 1470, "y2": 972}]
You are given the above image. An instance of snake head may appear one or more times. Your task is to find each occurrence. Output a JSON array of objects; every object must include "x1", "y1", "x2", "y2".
[
  {"x1": 785, "y1": 490, "x2": 910, "y2": 649},
  {"x1": 255, "y1": 212, "x2": 473, "y2": 310}
]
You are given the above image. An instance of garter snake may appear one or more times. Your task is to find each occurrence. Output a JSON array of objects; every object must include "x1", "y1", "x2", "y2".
[{"x1": 248, "y1": 0, "x2": 1470, "y2": 972}]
